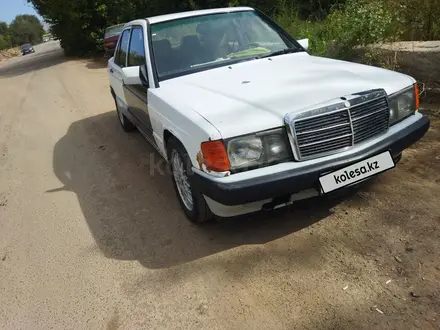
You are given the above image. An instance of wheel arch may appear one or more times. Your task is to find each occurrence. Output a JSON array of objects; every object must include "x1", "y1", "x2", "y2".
[
  {"x1": 163, "y1": 129, "x2": 183, "y2": 160},
  {"x1": 163, "y1": 129, "x2": 173, "y2": 149}
]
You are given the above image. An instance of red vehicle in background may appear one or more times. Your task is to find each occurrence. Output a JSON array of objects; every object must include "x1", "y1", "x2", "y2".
[{"x1": 103, "y1": 23, "x2": 125, "y2": 56}]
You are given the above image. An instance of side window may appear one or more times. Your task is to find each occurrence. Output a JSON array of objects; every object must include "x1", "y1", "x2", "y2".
[
  {"x1": 114, "y1": 29, "x2": 131, "y2": 67},
  {"x1": 128, "y1": 27, "x2": 146, "y2": 67}
]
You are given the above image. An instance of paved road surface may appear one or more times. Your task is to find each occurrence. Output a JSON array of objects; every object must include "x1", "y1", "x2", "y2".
[{"x1": 0, "y1": 41, "x2": 439, "y2": 330}]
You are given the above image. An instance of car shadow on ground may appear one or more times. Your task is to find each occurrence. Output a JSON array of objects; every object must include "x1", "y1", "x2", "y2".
[
  {"x1": 49, "y1": 111, "x2": 353, "y2": 269},
  {"x1": 0, "y1": 48, "x2": 68, "y2": 78},
  {"x1": 84, "y1": 57, "x2": 110, "y2": 70}
]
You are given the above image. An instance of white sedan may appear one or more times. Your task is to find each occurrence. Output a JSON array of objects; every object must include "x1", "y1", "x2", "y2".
[{"x1": 108, "y1": 7, "x2": 430, "y2": 223}]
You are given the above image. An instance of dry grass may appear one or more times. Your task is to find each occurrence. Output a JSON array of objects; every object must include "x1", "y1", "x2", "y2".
[{"x1": 0, "y1": 47, "x2": 21, "y2": 62}]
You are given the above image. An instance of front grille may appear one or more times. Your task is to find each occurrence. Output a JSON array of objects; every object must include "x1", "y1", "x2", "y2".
[
  {"x1": 295, "y1": 110, "x2": 352, "y2": 158},
  {"x1": 350, "y1": 96, "x2": 389, "y2": 144},
  {"x1": 289, "y1": 90, "x2": 390, "y2": 160}
]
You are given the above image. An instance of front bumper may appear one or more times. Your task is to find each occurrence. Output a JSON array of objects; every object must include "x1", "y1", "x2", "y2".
[{"x1": 193, "y1": 114, "x2": 430, "y2": 206}]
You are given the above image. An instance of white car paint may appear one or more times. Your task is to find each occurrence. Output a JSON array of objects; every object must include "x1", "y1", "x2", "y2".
[
  {"x1": 192, "y1": 111, "x2": 424, "y2": 183},
  {"x1": 108, "y1": 57, "x2": 127, "y2": 111},
  {"x1": 122, "y1": 66, "x2": 143, "y2": 85},
  {"x1": 108, "y1": 19, "x2": 222, "y2": 163},
  {"x1": 297, "y1": 38, "x2": 309, "y2": 50},
  {"x1": 157, "y1": 53, "x2": 415, "y2": 139},
  {"x1": 108, "y1": 7, "x2": 426, "y2": 218},
  {"x1": 147, "y1": 90, "x2": 222, "y2": 161}
]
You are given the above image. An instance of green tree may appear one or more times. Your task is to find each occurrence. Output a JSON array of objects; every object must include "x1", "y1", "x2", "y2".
[
  {"x1": 0, "y1": 21, "x2": 11, "y2": 50},
  {"x1": 9, "y1": 14, "x2": 44, "y2": 46},
  {"x1": 0, "y1": 35, "x2": 8, "y2": 50},
  {"x1": 27, "y1": 0, "x2": 440, "y2": 56},
  {"x1": 0, "y1": 22, "x2": 8, "y2": 35},
  {"x1": 29, "y1": 0, "x2": 192, "y2": 55}
]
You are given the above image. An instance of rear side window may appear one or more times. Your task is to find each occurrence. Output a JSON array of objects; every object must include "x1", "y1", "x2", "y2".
[
  {"x1": 128, "y1": 27, "x2": 146, "y2": 67},
  {"x1": 114, "y1": 29, "x2": 130, "y2": 67}
]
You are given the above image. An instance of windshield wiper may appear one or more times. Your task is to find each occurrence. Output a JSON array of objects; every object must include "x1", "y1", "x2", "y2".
[{"x1": 258, "y1": 48, "x2": 301, "y2": 59}]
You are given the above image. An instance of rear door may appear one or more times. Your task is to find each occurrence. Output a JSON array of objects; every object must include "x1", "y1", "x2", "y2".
[
  {"x1": 108, "y1": 28, "x2": 131, "y2": 113},
  {"x1": 123, "y1": 26, "x2": 154, "y2": 140}
]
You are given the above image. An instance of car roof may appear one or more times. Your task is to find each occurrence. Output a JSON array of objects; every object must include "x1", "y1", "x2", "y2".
[{"x1": 126, "y1": 7, "x2": 254, "y2": 26}]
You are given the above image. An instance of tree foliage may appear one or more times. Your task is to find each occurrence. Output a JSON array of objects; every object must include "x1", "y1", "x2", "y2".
[
  {"x1": 0, "y1": 22, "x2": 8, "y2": 36},
  {"x1": 9, "y1": 14, "x2": 44, "y2": 46},
  {"x1": 0, "y1": 35, "x2": 9, "y2": 50},
  {"x1": 30, "y1": 0, "x2": 188, "y2": 55},
  {"x1": 28, "y1": 0, "x2": 280, "y2": 55},
  {"x1": 0, "y1": 22, "x2": 9, "y2": 50},
  {"x1": 27, "y1": 0, "x2": 440, "y2": 56}
]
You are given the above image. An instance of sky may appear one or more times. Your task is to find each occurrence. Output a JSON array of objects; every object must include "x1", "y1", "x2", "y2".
[{"x1": 0, "y1": 0, "x2": 42, "y2": 23}]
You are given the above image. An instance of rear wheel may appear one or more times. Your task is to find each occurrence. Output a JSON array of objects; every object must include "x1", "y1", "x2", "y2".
[
  {"x1": 167, "y1": 137, "x2": 214, "y2": 224},
  {"x1": 114, "y1": 97, "x2": 135, "y2": 132}
]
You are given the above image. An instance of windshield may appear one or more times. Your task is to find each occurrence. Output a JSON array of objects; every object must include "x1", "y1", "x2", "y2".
[
  {"x1": 150, "y1": 10, "x2": 299, "y2": 80},
  {"x1": 21, "y1": 44, "x2": 32, "y2": 50},
  {"x1": 104, "y1": 24, "x2": 125, "y2": 38}
]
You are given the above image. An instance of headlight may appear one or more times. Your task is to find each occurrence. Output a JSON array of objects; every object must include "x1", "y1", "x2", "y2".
[
  {"x1": 389, "y1": 84, "x2": 419, "y2": 125},
  {"x1": 227, "y1": 128, "x2": 292, "y2": 171}
]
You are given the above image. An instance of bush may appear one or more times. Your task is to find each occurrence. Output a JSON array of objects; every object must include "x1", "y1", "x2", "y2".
[
  {"x1": 324, "y1": 0, "x2": 393, "y2": 57},
  {"x1": 0, "y1": 35, "x2": 9, "y2": 50},
  {"x1": 29, "y1": 0, "x2": 440, "y2": 57},
  {"x1": 392, "y1": 0, "x2": 440, "y2": 41},
  {"x1": 276, "y1": 0, "x2": 396, "y2": 59},
  {"x1": 276, "y1": 8, "x2": 328, "y2": 56}
]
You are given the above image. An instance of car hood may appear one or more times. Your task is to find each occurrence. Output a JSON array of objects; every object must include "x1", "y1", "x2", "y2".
[{"x1": 158, "y1": 53, "x2": 415, "y2": 138}]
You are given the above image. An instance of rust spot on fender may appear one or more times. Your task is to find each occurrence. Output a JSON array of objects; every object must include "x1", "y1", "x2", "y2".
[{"x1": 196, "y1": 151, "x2": 204, "y2": 171}]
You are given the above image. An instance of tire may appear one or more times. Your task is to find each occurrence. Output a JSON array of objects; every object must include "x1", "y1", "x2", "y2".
[
  {"x1": 114, "y1": 97, "x2": 136, "y2": 132},
  {"x1": 167, "y1": 137, "x2": 214, "y2": 224}
]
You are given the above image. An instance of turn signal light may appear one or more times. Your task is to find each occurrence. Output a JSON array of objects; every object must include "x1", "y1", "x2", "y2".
[
  {"x1": 201, "y1": 140, "x2": 230, "y2": 172},
  {"x1": 414, "y1": 83, "x2": 420, "y2": 110}
]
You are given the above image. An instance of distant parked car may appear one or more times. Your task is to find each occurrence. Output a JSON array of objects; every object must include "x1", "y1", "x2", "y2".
[
  {"x1": 20, "y1": 44, "x2": 35, "y2": 55},
  {"x1": 104, "y1": 23, "x2": 125, "y2": 55}
]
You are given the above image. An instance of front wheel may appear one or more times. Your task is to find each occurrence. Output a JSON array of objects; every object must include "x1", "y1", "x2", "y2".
[{"x1": 167, "y1": 137, "x2": 214, "y2": 224}]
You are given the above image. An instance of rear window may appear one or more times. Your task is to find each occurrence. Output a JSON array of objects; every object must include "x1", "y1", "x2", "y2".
[{"x1": 105, "y1": 24, "x2": 125, "y2": 38}]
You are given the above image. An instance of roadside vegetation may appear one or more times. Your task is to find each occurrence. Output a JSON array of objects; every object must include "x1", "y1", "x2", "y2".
[
  {"x1": 0, "y1": 15, "x2": 44, "y2": 51},
  {"x1": 28, "y1": 0, "x2": 440, "y2": 62}
]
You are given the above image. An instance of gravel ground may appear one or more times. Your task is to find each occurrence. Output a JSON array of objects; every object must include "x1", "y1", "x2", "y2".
[{"x1": 0, "y1": 41, "x2": 439, "y2": 330}]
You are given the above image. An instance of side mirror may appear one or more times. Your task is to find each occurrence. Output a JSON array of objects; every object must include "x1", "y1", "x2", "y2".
[
  {"x1": 298, "y1": 38, "x2": 309, "y2": 51},
  {"x1": 139, "y1": 64, "x2": 149, "y2": 87},
  {"x1": 122, "y1": 66, "x2": 142, "y2": 85}
]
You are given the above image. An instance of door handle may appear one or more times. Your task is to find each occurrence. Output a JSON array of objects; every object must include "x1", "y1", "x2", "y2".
[{"x1": 109, "y1": 68, "x2": 114, "y2": 74}]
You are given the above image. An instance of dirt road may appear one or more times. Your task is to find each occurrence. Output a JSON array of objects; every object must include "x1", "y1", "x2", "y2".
[{"x1": 0, "y1": 41, "x2": 439, "y2": 330}]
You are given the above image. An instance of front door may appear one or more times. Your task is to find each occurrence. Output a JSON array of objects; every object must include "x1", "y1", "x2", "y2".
[{"x1": 122, "y1": 26, "x2": 154, "y2": 142}]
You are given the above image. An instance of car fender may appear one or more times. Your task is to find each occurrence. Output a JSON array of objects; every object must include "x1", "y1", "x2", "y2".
[{"x1": 147, "y1": 90, "x2": 222, "y2": 168}]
